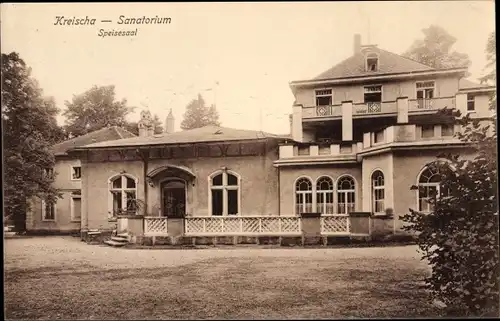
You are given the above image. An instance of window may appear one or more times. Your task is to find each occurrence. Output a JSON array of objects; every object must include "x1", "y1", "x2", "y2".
[
  {"x1": 316, "y1": 176, "x2": 334, "y2": 214},
  {"x1": 71, "y1": 166, "x2": 82, "y2": 180},
  {"x1": 109, "y1": 174, "x2": 137, "y2": 217},
  {"x1": 467, "y1": 94, "x2": 475, "y2": 111},
  {"x1": 295, "y1": 177, "x2": 313, "y2": 214},
  {"x1": 365, "y1": 53, "x2": 379, "y2": 72},
  {"x1": 210, "y1": 171, "x2": 240, "y2": 216},
  {"x1": 71, "y1": 195, "x2": 82, "y2": 221},
  {"x1": 315, "y1": 89, "x2": 332, "y2": 106},
  {"x1": 371, "y1": 171, "x2": 385, "y2": 214},
  {"x1": 421, "y1": 125, "x2": 435, "y2": 138},
  {"x1": 416, "y1": 81, "x2": 435, "y2": 109},
  {"x1": 337, "y1": 176, "x2": 356, "y2": 214},
  {"x1": 441, "y1": 124, "x2": 454, "y2": 137},
  {"x1": 41, "y1": 199, "x2": 56, "y2": 221},
  {"x1": 364, "y1": 85, "x2": 382, "y2": 103},
  {"x1": 417, "y1": 164, "x2": 448, "y2": 213}
]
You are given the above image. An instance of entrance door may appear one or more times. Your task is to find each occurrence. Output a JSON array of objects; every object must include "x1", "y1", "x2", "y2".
[{"x1": 161, "y1": 179, "x2": 186, "y2": 218}]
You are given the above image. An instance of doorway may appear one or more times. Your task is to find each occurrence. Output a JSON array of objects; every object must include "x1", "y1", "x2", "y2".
[{"x1": 161, "y1": 179, "x2": 186, "y2": 218}]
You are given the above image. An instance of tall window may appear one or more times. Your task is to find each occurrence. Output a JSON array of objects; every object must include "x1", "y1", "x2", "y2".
[
  {"x1": 295, "y1": 177, "x2": 313, "y2": 214},
  {"x1": 316, "y1": 176, "x2": 334, "y2": 214},
  {"x1": 371, "y1": 170, "x2": 385, "y2": 214},
  {"x1": 417, "y1": 165, "x2": 448, "y2": 213},
  {"x1": 337, "y1": 176, "x2": 356, "y2": 214},
  {"x1": 210, "y1": 171, "x2": 240, "y2": 216},
  {"x1": 71, "y1": 194, "x2": 82, "y2": 222},
  {"x1": 365, "y1": 53, "x2": 379, "y2": 72},
  {"x1": 41, "y1": 199, "x2": 56, "y2": 221},
  {"x1": 109, "y1": 174, "x2": 137, "y2": 217},
  {"x1": 416, "y1": 81, "x2": 435, "y2": 109},
  {"x1": 315, "y1": 89, "x2": 332, "y2": 106},
  {"x1": 467, "y1": 94, "x2": 475, "y2": 111}
]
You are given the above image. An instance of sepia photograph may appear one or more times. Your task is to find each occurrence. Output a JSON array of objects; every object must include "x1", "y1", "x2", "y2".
[{"x1": 1, "y1": 1, "x2": 498, "y2": 319}]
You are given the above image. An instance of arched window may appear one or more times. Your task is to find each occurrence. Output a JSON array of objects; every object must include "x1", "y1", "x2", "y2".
[
  {"x1": 337, "y1": 175, "x2": 356, "y2": 214},
  {"x1": 316, "y1": 176, "x2": 334, "y2": 214},
  {"x1": 295, "y1": 177, "x2": 313, "y2": 214},
  {"x1": 417, "y1": 164, "x2": 448, "y2": 213},
  {"x1": 210, "y1": 171, "x2": 240, "y2": 216},
  {"x1": 371, "y1": 170, "x2": 385, "y2": 214},
  {"x1": 109, "y1": 174, "x2": 137, "y2": 217}
]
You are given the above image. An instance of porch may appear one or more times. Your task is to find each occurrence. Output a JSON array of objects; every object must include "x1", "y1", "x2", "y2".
[{"x1": 111, "y1": 212, "x2": 396, "y2": 246}]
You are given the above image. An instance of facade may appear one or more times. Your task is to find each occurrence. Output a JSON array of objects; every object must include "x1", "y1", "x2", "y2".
[
  {"x1": 280, "y1": 34, "x2": 495, "y2": 233},
  {"x1": 28, "y1": 34, "x2": 495, "y2": 244},
  {"x1": 26, "y1": 126, "x2": 136, "y2": 233}
]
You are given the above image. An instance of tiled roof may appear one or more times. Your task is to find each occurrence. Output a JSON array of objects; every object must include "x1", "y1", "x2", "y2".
[
  {"x1": 52, "y1": 126, "x2": 136, "y2": 155},
  {"x1": 75, "y1": 125, "x2": 287, "y2": 149},
  {"x1": 313, "y1": 46, "x2": 435, "y2": 81}
]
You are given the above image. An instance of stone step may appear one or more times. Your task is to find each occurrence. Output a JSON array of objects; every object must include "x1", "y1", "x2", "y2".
[
  {"x1": 117, "y1": 233, "x2": 129, "y2": 237},
  {"x1": 104, "y1": 240, "x2": 128, "y2": 247},
  {"x1": 111, "y1": 236, "x2": 129, "y2": 243}
]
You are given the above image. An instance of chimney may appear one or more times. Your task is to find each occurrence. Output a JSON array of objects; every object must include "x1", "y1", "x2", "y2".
[
  {"x1": 138, "y1": 110, "x2": 154, "y2": 137},
  {"x1": 165, "y1": 108, "x2": 175, "y2": 134},
  {"x1": 354, "y1": 34, "x2": 361, "y2": 54}
]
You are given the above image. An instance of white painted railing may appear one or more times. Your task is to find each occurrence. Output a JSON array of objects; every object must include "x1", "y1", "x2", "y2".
[
  {"x1": 144, "y1": 217, "x2": 168, "y2": 236},
  {"x1": 320, "y1": 214, "x2": 350, "y2": 235},
  {"x1": 185, "y1": 216, "x2": 302, "y2": 236}
]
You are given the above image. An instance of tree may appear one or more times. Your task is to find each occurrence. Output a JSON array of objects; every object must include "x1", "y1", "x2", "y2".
[
  {"x1": 479, "y1": 31, "x2": 496, "y2": 112},
  {"x1": 180, "y1": 94, "x2": 221, "y2": 130},
  {"x1": 62, "y1": 85, "x2": 135, "y2": 137},
  {"x1": 401, "y1": 111, "x2": 498, "y2": 316},
  {"x1": 124, "y1": 113, "x2": 164, "y2": 136},
  {"x1": 1, "y1": 52, "x2": 64, "y2": 232},
  {"x1": 403, "y1": 25, "x2": 471, "y2": 69}
]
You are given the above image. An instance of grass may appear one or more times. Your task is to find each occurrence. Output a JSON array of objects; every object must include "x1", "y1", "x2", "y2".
[{"x1": 4, "y1": 237, "x2": 442, "y2": 319}]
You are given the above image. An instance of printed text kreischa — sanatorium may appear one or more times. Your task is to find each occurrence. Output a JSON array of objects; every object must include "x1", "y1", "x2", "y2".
[{"x1": 54, "y1": 15, "x2": 172, "y2": 25}]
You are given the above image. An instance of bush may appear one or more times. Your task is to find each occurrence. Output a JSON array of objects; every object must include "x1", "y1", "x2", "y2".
[{"x1": 401, "y1": 112, "x2": 499, "y2": 317}]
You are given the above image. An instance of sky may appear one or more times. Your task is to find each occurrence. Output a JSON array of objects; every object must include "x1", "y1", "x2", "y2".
[{"x1": 1, "y1": 1, "x2": 495, "y2": 135}]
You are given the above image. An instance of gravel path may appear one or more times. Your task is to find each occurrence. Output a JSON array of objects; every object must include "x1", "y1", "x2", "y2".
[{"x1": 4, "y1": 236, "x2": 425, "y2": 272}]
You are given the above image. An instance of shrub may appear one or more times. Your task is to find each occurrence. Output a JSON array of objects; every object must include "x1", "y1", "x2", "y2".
[{"x1": 401, "y1": 111, "x2": 499, "y2": 317}]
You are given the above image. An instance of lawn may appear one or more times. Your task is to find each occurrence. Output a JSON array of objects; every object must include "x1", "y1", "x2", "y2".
[{"x1": 4, "y1": 236, "x2": 441, "y2": 319}]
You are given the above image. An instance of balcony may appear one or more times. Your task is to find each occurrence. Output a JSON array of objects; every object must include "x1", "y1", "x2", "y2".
[
  {"x1": 301, "y1": 97, "x2": 456, "y2": 121},
  {"x1": 360, "y1": 123, "x2": 463, "y2": 154},
  {"x1": 275, "y1": 142, "x2": 362, "y2": 166},
  {"x1": 408, "y1": 97, "x2": 455, "y2": 113}
]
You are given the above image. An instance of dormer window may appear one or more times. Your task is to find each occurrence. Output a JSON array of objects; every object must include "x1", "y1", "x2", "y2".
[
  {"x1": 365, "y1": 53, "x2": 379, "y2": 72},
  {"x1": 315, "y1": 89, "x2": 332, "y2": 106}
]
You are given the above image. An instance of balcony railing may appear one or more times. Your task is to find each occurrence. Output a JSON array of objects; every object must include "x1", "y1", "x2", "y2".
[
  {"x1": 184, "y1": 216, "x2": 302, "y2": 236},
  {"x1": 409, "y1": 97, "x2": 455, "y2": 112},
  {"x1": 320, "y1": 214, "x2": 350, "y2": 235},
  {"x1": 353, "y1": 101, "x2": 397, "y2": 115},
  {"x1": 144, "y1": 217, "x2": 168, "y2": 236}
]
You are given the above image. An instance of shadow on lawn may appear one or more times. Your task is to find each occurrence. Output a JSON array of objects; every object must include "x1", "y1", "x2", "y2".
[{"x1": 5, "y1": 256, "x2": 442, "y2": 319}]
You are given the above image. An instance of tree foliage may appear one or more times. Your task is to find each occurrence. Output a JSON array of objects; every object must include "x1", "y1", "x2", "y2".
[
  {"x1": 180, "y1": 94, "x2": 221, "y2": 130},
  {"x1": 124, "y1": 113, "x2": 163, "y2": 136},
  {"x1": 403, "y1": 25, "x2": 471, "y2": 69},
  {"x1": 401, "y1": 108, "x2": 498, "y2": 316},
  {"x1": 1, "y1": 52, "x2": 64, "y2": 231},
  {"x1": 479, "y1": 31, "x2": 496, "y2": 112},
  {"x1": 62, "y1": 85, "x2": 135, "y2": 138}
]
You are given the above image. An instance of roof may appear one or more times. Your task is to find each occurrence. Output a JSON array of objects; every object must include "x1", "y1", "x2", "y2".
[
  {"x1": 52, "y1": 126, "x2": 136, "y2": 155},
  {"x1": 313, "y1": 46, "x2": 434, "y2": 81},
  {"x1": 74, "y1": 125, "x2": 287, "y2": 150},
  {"x1": 459, "y1": 78, "x2": 495, "y2": 91}
]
